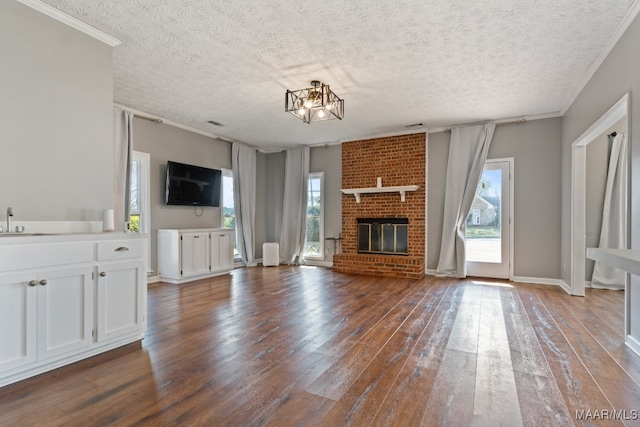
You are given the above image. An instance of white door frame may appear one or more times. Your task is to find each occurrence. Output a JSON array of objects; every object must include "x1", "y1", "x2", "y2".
[
  {"x1": 466, "y1": 157, "x2": 514, "y2": 279},
  {"x1": 570, "y1": 93, "x2": 629, "y2": 297}
]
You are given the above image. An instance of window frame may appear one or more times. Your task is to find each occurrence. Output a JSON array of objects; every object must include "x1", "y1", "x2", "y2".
[
  {"x1": 220, "y1": 168, "x2": 240, "y2": 259},
  {"x1": 130, "y1": 151, "x2": 151, "y2": 270},
  {"x1": 304, "y1": 172, "x2": 324, "y2": 259}
]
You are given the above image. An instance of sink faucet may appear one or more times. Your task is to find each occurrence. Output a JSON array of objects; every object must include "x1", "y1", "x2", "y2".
[{"x1": 7, "y1": 207, "x2": 13, "y2": 233}]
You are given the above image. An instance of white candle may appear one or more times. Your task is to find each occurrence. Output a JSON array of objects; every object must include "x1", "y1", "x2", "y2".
[{"x1": 103, "y1": 209, "x2": 114, "y2": 232}]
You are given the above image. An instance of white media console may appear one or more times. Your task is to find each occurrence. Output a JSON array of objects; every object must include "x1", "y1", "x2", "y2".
[{"x1": 157, "y1": 228, "x2": 234, "y2": 284}]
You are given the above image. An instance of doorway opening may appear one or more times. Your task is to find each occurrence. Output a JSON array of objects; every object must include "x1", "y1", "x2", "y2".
[
  {"x1": 570, "y1": 93, "x2": 629, "y2": 298},
  {"x1": 466, "y1": 158, "x2": 513, "y2": 279}
]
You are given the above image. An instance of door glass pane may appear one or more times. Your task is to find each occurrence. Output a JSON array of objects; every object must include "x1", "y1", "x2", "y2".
[
  {"x1": 304, "y1": 175, "x2": 322, "y2": 256},
  {"x1": 466, "y1": 169, "x2": 502, "y2": 263}
]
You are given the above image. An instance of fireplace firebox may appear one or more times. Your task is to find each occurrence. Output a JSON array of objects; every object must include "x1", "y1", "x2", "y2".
[{"x1": 357, "y1": 218, "x2": 408, "y2": 255}]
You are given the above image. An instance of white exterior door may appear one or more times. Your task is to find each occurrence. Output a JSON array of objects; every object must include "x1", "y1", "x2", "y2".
[{"x1": 465, "y1": 159, "x2": 513, "y2": 279}]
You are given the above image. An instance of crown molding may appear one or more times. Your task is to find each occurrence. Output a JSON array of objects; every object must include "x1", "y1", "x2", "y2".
[
  {"x1": 114, "y1": 103, "x2": 237, "y2": 145},
  {"x1": 561, "y1": 0, "x2": 640, "y2": 115},
  {"x1": 16, "y1": 0, "x2": 120, "y2": 47}
]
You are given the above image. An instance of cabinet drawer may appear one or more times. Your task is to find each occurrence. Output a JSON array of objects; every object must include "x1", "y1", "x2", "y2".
[
  {"x1": 0, "y1": 242, "x2": 94, "y2": 272},
  {"x1": 97, "y1": 240, "x2": 144, "y2": 261}
]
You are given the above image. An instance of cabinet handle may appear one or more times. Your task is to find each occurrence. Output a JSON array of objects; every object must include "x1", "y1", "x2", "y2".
[
  {"x1": 194, "y1": 236, "x2": 200, "y2": 239},
  {"x1": 100, "y1": 272, "x2": 107, "y2": 277},
  {"x1": 115, "y1": 246, "x2": 129, "y2": 252},
  {"x1": 39, "y1": 279, "x2": 48, "y2": 286},
  {"x1": 29, "y1": 280, "x2": 37, "y2": 287}
]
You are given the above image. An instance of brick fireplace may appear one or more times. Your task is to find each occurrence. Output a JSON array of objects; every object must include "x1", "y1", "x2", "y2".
[{"x1": 333, "y1": 133, "x2": 426, "y2": 278}]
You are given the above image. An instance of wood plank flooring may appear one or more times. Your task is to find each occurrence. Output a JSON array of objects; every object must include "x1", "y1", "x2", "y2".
[{"x1": 0, "y1": 266, "x2": 638, "y2": 426}]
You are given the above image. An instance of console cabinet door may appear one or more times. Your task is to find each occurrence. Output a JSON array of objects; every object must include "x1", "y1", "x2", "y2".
[
  {"x1": 219, "y1": 232, "x2": 234, "y2": 270},
  {"x1": 0, "y1": 274, "x2": 37, "y2": 374},
  {"x1": 210, "y1": 231, "x2": 234, "y2": 272},
  {"x1": 37, "y1": 267, "x2": 94, "y2": 360},
  {"x1": 96, "y1": 260, "x2": 145, "y2": 342},
  {"x1": 181, "y1": 232, "x2": 210, "y2": 277}
]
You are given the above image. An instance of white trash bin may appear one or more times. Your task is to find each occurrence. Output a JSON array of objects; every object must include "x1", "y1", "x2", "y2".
[{"x1": 263, "y1": 243, "x2": 279, "y2": 266}]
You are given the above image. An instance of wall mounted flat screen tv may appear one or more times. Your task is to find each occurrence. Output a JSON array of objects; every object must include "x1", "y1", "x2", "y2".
[{"x1": 165, "y1": 161, "x2": 221, "y2": 207}]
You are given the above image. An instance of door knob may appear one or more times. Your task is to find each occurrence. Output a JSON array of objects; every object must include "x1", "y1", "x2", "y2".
[
  {"x1": 39, "y1": 279, "x2": 48, "y2": 286},
  {"x1": 100, "y1": 272, "x2": 107, "y2": 277},
  {"x1": 28, "y1": 280, "x2": 37, "y2": 287}
]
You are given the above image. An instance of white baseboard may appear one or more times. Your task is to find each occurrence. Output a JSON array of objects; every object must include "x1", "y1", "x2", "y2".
[
  {"x1": 511, "y1": 276, "x2": 566, "y2": 287},
  {"x1": 558, "y1": 280, "x2": 572, "y2": 295},
  {"x1": 304, "y1": 260, "x2": 333, "y2": 268},
  {"x1": 147, "y1": 275, "x2": 160, "y2": 284},
  {"x1": 426, "y1": 270, "x2": 564, "y2": 290},
  {"x1": 626, "y1": 334, "x2": 640, "y2": 357}
]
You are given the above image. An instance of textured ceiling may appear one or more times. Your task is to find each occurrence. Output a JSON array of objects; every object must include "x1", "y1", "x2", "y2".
[{"x1": 42, "y1": 0, "x2": 637, "y2": 148}]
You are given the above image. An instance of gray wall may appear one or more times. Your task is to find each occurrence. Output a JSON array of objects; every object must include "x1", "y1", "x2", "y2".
[
  {"x1": 427, "y1": 118, "x2": 563, "y2": 278},
  {"x1": 310, "y1": 144, "x2": 343, "y2": 261},
  {"x1": 255, "y1": 151, "x2": 268, "y2": 258},
  {"x1": 132, "y1": 118, "x2": 231, "y2": 273},
  {"x1": 561, "y1": 12, "x2": 640, "y2": 337},
  {"x1": 265, "y1": 151, "x2": 285, "y2": 244},
  {"x1": 252, "y1": 145, "x2": 342, "y2": 263},
  {"x1": 0, "y1": 1, "x2": 113, "y2": 222}
]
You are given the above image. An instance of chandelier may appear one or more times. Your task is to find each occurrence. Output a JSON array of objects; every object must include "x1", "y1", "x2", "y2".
[{"x1": 285, "y1": 80, "x2": 344, "y2": 124}]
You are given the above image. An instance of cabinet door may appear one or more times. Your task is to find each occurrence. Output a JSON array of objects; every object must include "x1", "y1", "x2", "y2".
[
  {"x1": 219, "y1": 232, "x2": 234, "y2": 269},
  {"x1": 181, "y1": 232, "x2": 210, "y2": 277},
  {"x1": 96, "y1": 260, "x2": 145, "y2": 342},
  {"x1": 210, "y1": 232, "x2": 222, "y2": 271},
  {"x1": 211, "y1": 232, "x2": 234, "y2": 272},
  {"x1": 37, "y1": 267, "x2": 93, "y2": 360},
  {"x1": 0, "y1": 274, "x2": 37, "y2": 374}
]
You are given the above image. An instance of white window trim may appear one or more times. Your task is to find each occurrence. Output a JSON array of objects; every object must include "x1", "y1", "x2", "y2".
[
  {"x1": 304, "y1": 172, "x2": 324, "y2": 259},
  {"x1": 220, "y1": 168, "x2": 233, "y2": 228},
  {"x1": 132, "y1": 151, "x2": 151, "y2": 270},
  {"x1": 220, "y1": 168, "x2": 241, "y2": 261}
]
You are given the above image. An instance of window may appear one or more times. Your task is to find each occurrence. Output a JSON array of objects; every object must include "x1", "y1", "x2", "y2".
[
  {"x1": 129, "y1": 151, "x2": 151, "y2": 270},
  {"x1": 304, "y1": 172, "x2": 324, "y2": 258},
  {"x1": 129, "y1": 151, "x2": 150, "y2": 234},
  {"x1": 221, "y1": 169, "x2": 239, "y2": 258}
]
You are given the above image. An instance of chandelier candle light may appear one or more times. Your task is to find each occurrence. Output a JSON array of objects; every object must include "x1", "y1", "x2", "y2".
[{"x1": 285, "y1": 80, "x2": 344, "y2": 124}]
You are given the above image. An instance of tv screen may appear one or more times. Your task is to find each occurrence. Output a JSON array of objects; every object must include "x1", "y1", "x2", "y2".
[{"x1": 165, "y1": 161, "x2": 221, "y2": 207}]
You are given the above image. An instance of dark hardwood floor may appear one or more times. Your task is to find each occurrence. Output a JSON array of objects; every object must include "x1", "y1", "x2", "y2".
[{"x1": 0, "y1": 266, "x2": 638, "y2": 426}]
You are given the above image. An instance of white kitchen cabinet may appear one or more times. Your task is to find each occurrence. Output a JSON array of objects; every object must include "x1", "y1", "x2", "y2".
[
  {"x1": 211, "y1": 230, "x2": 234, "y2": 273},
  {"x1": 36, "y1": 266, "x2": 94, "y2": 360},
  {"x1": 0, "y1": 233, "x2": 148, "y2": 388},
  {"x1": 97, "y1": 260, "x2": 145, "y2": 342},
  {"x1": 158, "y1": 228, "x2": 234, "y2": 284},
  {"x1": 0, "y1": 273, "x2": 37, "y2": 374},
  {"x1": 0, "y1": 266, "x2": 93, "y2": 374}
]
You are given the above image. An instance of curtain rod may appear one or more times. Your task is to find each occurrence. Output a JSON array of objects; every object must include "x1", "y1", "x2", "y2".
[
  {"x1": 135, "y1": 114, "x2": 163, "y2": 124},
  {"x1": 442, "y1": 118, "x2": 526, "y2": 132}
]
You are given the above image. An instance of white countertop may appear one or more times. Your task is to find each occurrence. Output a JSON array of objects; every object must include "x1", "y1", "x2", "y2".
[
  {"x1": 0, "y1": 231, "x2": 148, "y2": 245},
  {"x1": 586, "y1": 248, "x2": 640, "y2": 276}
]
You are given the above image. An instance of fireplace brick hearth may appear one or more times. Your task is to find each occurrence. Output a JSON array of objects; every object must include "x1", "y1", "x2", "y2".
[{"x1": 333, "y1": 133, "x2": 426, "y2": 279}]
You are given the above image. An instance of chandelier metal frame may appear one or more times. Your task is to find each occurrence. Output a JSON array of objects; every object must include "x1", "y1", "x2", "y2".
[{"x1": 285, "y1": 80, "x2": 344, "y2": 124}]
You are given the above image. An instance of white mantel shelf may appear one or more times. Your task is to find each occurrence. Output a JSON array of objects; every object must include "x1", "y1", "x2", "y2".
[
  {"x1": 341, "y1": 185, "x2": 419, "y2": 203},
  {"x1": 586, "y1": 248, "x2": 640, "y2": 277}
]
